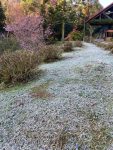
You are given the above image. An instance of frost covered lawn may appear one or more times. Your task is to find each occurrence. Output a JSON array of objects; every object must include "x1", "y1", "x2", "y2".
[{"x1": 0, "y1": 43, "x2": 113, "y2": 150}]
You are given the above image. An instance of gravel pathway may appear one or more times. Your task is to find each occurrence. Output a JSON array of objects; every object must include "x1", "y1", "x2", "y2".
[{"x1": 0, "y1": 43, "x2": 113, "y2": 150}]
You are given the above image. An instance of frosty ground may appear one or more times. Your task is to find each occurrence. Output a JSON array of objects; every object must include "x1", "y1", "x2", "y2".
[{"x1": 0, "y1": 43, "x2": 113, "y2": 150}]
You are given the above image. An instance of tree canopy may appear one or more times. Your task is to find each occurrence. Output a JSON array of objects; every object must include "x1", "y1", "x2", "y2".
[{"x1": 0, "y1": 1, "x2": 6, "y2": 32}]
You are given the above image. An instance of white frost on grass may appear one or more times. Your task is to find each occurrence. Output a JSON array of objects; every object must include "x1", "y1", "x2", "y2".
[{"x1": 0, "y1": 43, "x2": 113, "y2": 149}]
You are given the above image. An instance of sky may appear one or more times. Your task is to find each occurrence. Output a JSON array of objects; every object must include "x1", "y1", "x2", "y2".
[{"x1": 99, "y1": 0, "x2": 113, "y2": 8}]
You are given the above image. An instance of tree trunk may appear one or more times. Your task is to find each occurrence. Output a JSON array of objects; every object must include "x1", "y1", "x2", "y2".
[
  {"x1": 89, "y1": 25, "x2": 93, "y2": 43},
  {"x1": 83, "y1": 18, "x2": 86, "y2": 42},
  {"x1": 61, "y1": 20, "x2": 65, "y2": 42}
]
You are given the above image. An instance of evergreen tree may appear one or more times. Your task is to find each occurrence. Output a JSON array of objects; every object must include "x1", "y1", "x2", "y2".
[{"x1": 0, "y1": 1, "x2": 6, "y2": 32}]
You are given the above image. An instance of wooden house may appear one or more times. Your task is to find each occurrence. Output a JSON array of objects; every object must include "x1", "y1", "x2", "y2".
[{"x1": 87, "y1": 3, "x2": 113, "y2": 40}]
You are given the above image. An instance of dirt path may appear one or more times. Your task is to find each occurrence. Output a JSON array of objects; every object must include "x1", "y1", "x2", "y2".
[{"x1": 0, "y1": 43, "x2": 113, "y2": 150}]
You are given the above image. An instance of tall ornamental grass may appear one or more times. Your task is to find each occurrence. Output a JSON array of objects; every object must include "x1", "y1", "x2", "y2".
[{"x1": 0, "y1": 50, "x2": 40, "y2": 84}]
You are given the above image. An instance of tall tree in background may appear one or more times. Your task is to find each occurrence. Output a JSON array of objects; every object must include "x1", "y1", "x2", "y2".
[
  {"x1": 74, "y1": 0, "x2": 102, "y2": 17},
  {"x1": 20, "y1": 0, "x2": 40, "y2": 14},
  {"x1": 0, "y1": 1, "x2": 6, "y2": 32},
  {"x1": 72, "y1": 0, "x2": 102, "y2": 41},
  {"x1": 5, "y1": 1, "x2": 51, "y2": 50},
  {"x1": 45, "y1": 0, "x2": 77, "y2": 41}
]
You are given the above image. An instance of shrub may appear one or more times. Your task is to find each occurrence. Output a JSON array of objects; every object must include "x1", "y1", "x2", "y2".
[
  {"x1": 111, "y1": 48, "x2": 113, "y2": 53},
  {"x1": 96, "y1": 42, "x2": 104, "y2": 48},
  {"x1": 96, "y1": 42, "x2": 112, "y2": 51},
  {"x1": 0, "y1": 82, "x2": 5, "y2": 90},
  {"x1": 41, "y1": 45, "x2": 63, "y2": 62},
  {"x1": 63, "y1": 42, "x2": 73, "y2": 52},
  {"x1": 84, "y1": 36, "x2": 90, "y2": 42},
  {"x1": 0, "y1": 50, "x2": 40, "y2": 84},
  {"x1": 105, "y1": 44, "x2": 113, "y2": 50},
  {"x1": 73, "y1": 41, "x2": 83, "y2": 47},
  {"x1": 0, "y1": 37, "x2": 20, "y2": 55},
  {"x1": 69, "y1": 31, "x2": 83, "y2": 41}
]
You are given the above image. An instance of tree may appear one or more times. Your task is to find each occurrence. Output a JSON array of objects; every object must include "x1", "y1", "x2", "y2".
[
  {"x1": 45, "y1": 0, "x2": 77, "y2": 41},
  {"x1": 0, "y1": 1, "x2": 6, "y2": 32},
  {"x1": 5, "y1": 2, "x2": 51, "y2": 50},
  {"x1": 6, "y1": 2, "x2": 24, "y2": 24},
  {"x1": 72, "y1": 0, "x2": 103, "y2": 41},
  {"x1": 6, "y1": 15, "x2": 50, "y2": 51},
  {"x1": 20, "y1": 0, "x2": 40, "y2": 14}
]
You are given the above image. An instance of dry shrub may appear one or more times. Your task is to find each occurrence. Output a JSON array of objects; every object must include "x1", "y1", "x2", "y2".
[
  {"x1": 105, "y1": 44, "x2": 113, "y2": 50},
  {"x1": 63, "y1": 42, "x2": 73, "y2": 52},
  {"x1": 0, "y1": 82, "x2": 6, "y2": 90},
  {"x1": 96, "y1": 42, "x2": 104, "y2": 48},
  {"x1": 111, "y1": 48, "x2": 113, "y2": 53},
  {"x1": 0, "y1": 50, "x2": 40, "y2": 84},
  {"x1": 73, "y1": 41, "x2": 83, "y2": 47},
  {"x1": 96, "y1": 42, "x2": 113, "y2": 51},
  {"x1": 41, "y1": 45, "x2": 63, "y2": 62}
]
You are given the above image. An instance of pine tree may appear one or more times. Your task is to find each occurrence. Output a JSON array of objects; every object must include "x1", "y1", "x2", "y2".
[{"x1": 0, "y1": 1, "x2": 6, "y2": 32}]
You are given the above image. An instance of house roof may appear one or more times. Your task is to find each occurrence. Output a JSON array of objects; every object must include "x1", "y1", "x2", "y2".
[
  {"x1": 86, "y1": 2, "x2": 113, "y2": 23},
  {"x1": 106, "y1": 30, "x2": 113, "y2": 33}
]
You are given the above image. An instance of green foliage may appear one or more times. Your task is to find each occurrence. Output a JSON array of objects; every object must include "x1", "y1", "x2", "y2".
[
  {"x1": 0, "y1": 37, "x2": 20, "y2": 55},
  {"x1": 21, "y1": 0, "x2": 33, "y2": 3},
  {"x1": 44, "y1": 2, "x2": 77, "y2": 40},
  {"x1": 69, "y1": 31, "x2": 83, "y2": 41},
  {"x1": 0, "y1": 50, "x2": 40, "y2": 84},
  {"x1": 0, "y1": 2, "x2": 6, "y2": 32},
  {"x1": 20, "y1": 0, "x2": 39, "y2": 14},
  {"x1": 89, "y1": 1, "x2": 103, "y2": 16},
  {"x1": 90, "y1": 19, "x2": 113, "y2": 25}
]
